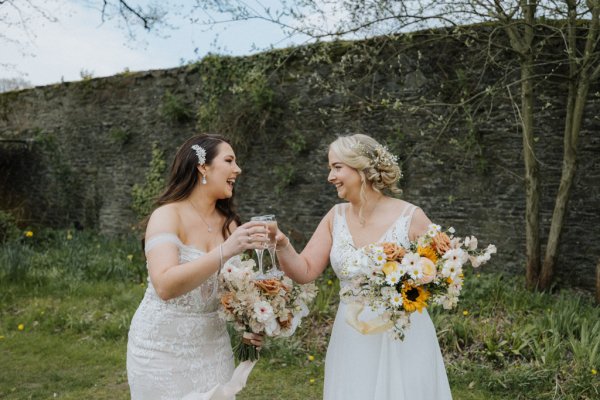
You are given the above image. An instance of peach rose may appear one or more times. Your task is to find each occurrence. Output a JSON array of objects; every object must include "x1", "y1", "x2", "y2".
[
  {"x1": 221, "y1": 292, "x2": 235, "y2": 312},
  {"x1": 419, "y1": 257, "x2": 437, "y2": 284},
  {"x1": 382, "y1": 242, "x2": 406, "y2": 261},
  {"x1": 254, "y1": 279, "x2": 290, "y2": 296},
  {"x1": 431, "y1": 232, "x2": 451, "y2": 255}
]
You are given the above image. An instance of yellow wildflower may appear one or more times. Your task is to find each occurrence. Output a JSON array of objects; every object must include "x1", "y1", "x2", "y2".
[
  {"x1": 307, "y1": 355, "x2": 315, "y2": 362},
  {"x1": 463, "y1": 310, "x2": 469, "y2": 316},
  {"x1": 0, "y1": 335, "x2": 5, "y2": 340},
  {"x1": 309, "y1": 378, "x2": 316, "y2": 384},
  {"x1": 24, "y1": 231, "x2": 33, "y2": 238},
  {"x1": 592, "y1": 369, "x2": 597, "y2": 375},
  {"x1": 327, "y1": 280, "x2": 333, "y2": 286},
  {"x1": 17, "y1": 324, "x2": 24, "y2": 331},
  {"x1": 127, "y1": 254, "x2": 134, "y2": 262},
  {"x1": 66, "y1": 232, "x2": 73, "y2": 240}
]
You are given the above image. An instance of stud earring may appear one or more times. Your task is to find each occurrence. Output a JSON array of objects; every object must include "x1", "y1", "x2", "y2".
[{"x1": 201, "y1": 175, "x2": 207, "y2": 185}]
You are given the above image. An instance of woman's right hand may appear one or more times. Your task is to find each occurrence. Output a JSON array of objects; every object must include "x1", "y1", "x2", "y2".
[
  {"x1": 274, "y1": 229, "x2": 291, "y2": 251},
  {"x1": 221, "y1": 221, "x2": 269, "y2": 259}
]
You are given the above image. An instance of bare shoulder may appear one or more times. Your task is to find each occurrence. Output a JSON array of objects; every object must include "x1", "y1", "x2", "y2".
[
  {"x1": 386, "y1": 197, "x2": 409, "y2": 211},
  {"x1": 406, "y1": 203, "x2": 433, "y2": 240},
  {"x1": 323, "y1": 203, "x2": 343, "y2": 228},
  {"x1": 146, "y1": 203, "x2": 182, "y2": 238}
]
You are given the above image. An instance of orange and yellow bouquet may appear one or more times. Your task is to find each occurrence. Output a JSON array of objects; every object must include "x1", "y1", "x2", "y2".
[{"x1": 340, "y1": 224, "x2": 496, "y2": 340}]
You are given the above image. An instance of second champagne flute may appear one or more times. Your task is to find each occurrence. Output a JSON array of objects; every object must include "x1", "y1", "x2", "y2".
[{"x1": 250, "y1": 216, "x2": 269, "y2": 278}]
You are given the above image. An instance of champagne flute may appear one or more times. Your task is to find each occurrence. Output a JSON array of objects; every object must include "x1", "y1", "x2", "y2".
[
  {"x1": 250, "y1": 215, "x2": 269, "y2": 278},
  {"x1": 262, "y1": 215, "x2": 283, "y2": 278}
]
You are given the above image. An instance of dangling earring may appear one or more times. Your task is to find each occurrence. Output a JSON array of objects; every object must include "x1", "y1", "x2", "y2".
[{"x1": 201, "y1": 175, "x2": 207, "y2": 185}]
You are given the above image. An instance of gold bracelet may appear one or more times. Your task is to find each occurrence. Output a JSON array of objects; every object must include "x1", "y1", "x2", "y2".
[{"x1": 275, "y1": 237, "x2": 291, "y2": 252}]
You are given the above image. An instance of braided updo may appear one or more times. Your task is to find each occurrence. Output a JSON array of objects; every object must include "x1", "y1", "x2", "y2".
[{"x1": 329, "y1": 134, "x2": 402, "y2": 194}]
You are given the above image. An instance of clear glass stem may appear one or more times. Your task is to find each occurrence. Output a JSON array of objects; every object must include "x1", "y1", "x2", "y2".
[
  {"x1": 267, "y1": 248, "x2": 277, "y2": 271},
  {"x1": 255, "y1": 249, "x2": 265, "y2": 276}
]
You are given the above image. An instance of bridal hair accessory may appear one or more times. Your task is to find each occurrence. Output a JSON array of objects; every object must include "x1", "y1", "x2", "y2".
[
  {"x1": 191, "y1": 144, "x2": 207, "y2": 165},
  {"x1": 352, "y1": 142, "x2": 399, "y2": 169}
]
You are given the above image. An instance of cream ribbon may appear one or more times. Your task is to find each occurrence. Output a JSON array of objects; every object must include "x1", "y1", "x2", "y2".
[
  {"x1": 182, "y1": 360, "x2": 257, "y2": 400},
  {"x1": 345, "y1": 303, "x2": 393, "y2": 335}
]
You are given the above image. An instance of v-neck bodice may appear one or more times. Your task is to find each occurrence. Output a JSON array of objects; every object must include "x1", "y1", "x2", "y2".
[{"x1": 330, "y1": 203, "x2": 416, "y2": 287}]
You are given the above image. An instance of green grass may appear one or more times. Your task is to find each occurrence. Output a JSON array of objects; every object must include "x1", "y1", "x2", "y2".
[{"x1": 1, "y1": 229, "x2": 599, "y2": 399}]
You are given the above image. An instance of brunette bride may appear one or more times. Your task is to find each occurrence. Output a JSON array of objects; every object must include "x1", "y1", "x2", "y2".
[{"x1": 127, "y1": 134, "x2": 265, "y2": 400}]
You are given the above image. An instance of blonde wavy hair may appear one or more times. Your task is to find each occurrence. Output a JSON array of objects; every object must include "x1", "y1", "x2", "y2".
[{"x1": 329, "y1": 134, "x2": 402, "y2": 222}]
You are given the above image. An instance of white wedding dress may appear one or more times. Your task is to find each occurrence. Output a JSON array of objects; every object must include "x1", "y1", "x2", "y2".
[
  {"x1": 324, "y1": 204, "x2": 452, "y2": 400},
  {"x1": 127, "y1": 233, "x2": 252, "y2": 400}
]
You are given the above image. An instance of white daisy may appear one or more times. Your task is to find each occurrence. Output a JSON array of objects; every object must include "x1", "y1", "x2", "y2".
[
  {"x1": 390, "y1": 293, "x2": 403, "y2": 307},
  {"x1": 385, "y1": 271, "x2": 402, "y2": 286}
]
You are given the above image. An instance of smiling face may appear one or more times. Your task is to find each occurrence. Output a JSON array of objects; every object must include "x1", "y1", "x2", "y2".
[
  {"x1": 328, "y1": 149, "x2": 362, "y2": 201},
  {"x1": 201, "y1": 142, "x2": 241, "y2": 199}
]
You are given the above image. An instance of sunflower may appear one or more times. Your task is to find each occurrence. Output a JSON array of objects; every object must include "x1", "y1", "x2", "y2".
[
  {"x1": 401, "y1": 284, "x2": 430, "y2": 313},
  {"x1": 417, "y1": 246, "x2": 438, "y2": 263}
]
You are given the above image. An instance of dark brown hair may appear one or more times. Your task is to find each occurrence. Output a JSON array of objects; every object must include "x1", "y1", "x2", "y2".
[{"x1": 154, "y1": 133, "x2": 241, "y2": 239}]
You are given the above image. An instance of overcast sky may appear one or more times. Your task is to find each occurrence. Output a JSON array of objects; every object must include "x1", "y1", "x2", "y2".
[{"x1": 1, "y1": 0, "x2": 310, "y2": 87}]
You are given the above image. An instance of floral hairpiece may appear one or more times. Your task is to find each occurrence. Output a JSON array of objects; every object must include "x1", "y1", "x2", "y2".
[
  {"x1": 191, "y1": 144, "x2": 206, "y2": 165},
  {"x1": 352, "y1": 142, "x2": 399, "y2": 168}
]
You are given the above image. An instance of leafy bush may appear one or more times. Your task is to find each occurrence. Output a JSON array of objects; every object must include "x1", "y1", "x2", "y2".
[{"x1": 0, "y1": 210, "x2": 20, "y2": 243}]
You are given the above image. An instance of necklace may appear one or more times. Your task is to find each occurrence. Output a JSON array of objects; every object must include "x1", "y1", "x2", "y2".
[
  {"x1": 189, "y1": 200, "x2": 214, "y2": 233},
  {"x1": 357, "y1": 195, "x2": 384, "y2": 226}
]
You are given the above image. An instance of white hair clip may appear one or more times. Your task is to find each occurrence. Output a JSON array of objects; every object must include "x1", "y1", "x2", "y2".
[{"x1": 191, "y1": 144, "x2": 206, "y2": 165}]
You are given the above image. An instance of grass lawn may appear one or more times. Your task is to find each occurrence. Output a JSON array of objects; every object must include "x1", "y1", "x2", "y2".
[{"x1": 1, "y1": 231, "x2": 599, "y2": 399}]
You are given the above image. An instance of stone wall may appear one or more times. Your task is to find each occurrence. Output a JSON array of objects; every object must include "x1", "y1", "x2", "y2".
[{"x1": 0, "y1": 32, "x2": 599, "y2": 290}]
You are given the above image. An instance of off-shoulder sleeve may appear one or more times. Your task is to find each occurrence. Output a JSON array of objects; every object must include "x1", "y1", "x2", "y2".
[{"x1": 144, "y1": 232, "x2": 183, "y2": 254}]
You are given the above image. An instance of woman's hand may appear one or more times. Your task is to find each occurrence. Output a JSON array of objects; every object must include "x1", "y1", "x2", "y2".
[
  {"x1": 222, "y1": 221, "x2": 269, "y2": 259},
  {"x1": 242, "y1": 332, "x2": 264, "y2": 349},
  {"x1": 274, "y1": 229, "x2": 290, "y2": 250}
]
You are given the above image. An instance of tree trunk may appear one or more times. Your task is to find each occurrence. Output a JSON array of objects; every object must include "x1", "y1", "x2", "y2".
[
  {"x1": 519, "y1": 1, "x2": 541, "y2": 289},
  {"x1": 539, "y1": 1, "x2": 599, "y2": 289},
  {"x1": 521, "y1": 59, "x2": 541, "y2": 289},
  {"x1": 539, "y1": 84, "x2": 588, "y2": 289}
]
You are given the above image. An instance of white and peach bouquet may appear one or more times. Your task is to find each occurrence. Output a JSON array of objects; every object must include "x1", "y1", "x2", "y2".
[
  {"x1": 219, "y1": 258, "x2": 318, "y2": 361},
  {"x1": 340, "y1": 224, "x2": 496, "y2": 340}
]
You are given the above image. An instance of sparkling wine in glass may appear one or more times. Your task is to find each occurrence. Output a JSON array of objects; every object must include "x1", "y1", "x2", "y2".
[
  {"x1": 250, "y1": 215, "x2": 269, "y2": 278},
  {"x1": 261, "y1": 215, "x2": 282, "y2": 278}
]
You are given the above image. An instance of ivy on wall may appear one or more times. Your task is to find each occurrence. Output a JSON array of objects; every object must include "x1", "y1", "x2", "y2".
[
  {"x1": 194, "y1": 55, "x2": 276, "y2": 150},
  {"x1": 160, "y1": 90, "x2": 194, "y2": 124},
  {"x1": 131, "y1": 143, "x2": 167, "y2": 221}
]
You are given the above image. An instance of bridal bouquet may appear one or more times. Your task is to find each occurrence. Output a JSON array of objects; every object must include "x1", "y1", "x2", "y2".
[
  {"x1": 340, "y1": 224, "x2": 496, "y2": 340},
  {"x1": 219, "y1": 258, "x2": 318, "y2": 361}
]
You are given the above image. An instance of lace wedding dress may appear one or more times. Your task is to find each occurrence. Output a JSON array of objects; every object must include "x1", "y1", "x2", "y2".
[
  {"x1": 127, "y1": 233, "x2": 252, "y2": 400},
  {"x1": 324, "y1": 204, "x2": 452, "y2": 400}
]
